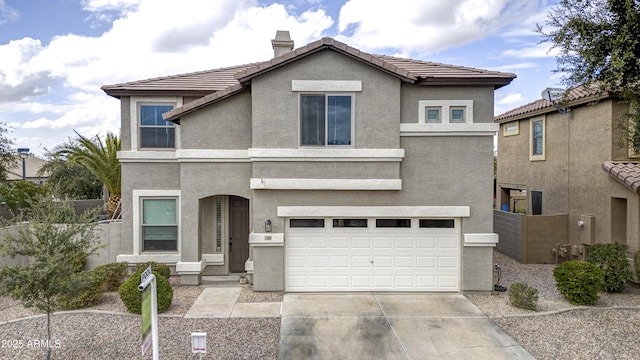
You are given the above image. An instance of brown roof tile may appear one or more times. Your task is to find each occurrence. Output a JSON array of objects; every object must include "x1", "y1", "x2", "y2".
[
  {"x1": 495, "y1": 84, "x2": 614, "y2": 122},
  {"x1": 104, "y1": 36, "x2": 516, "y2": 120},
  {"x1": 602, "y1": 161, "x2": 640, "y2": 193},
  {"x1": 101, "y1": 63, "x2": 260, "y2": 97}
]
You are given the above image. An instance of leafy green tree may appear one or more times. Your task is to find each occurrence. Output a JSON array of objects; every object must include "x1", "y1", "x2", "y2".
[
  {"x1": 538, "y1": 0, "x2": 640, "y2": 151},
  {"x1": 0, "y1": 122, "x2": 17, "y2": 183},
  {"x1": 39, "y1": 141, "x2": 102, "y2": 200},
  {"x1": 0, "y1": 196, "x2": 102, "y2": 360},
  {"x1": 55, "y1": 132, "x2": 121, "y2": 219},
  {"x1": 0, "y1": 180, "x2": 47, "y2": 215}
]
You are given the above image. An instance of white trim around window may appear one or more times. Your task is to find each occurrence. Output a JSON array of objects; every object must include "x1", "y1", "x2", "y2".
[
  {"x1": 132, "y1": 189, "x2": 181, "y2": 255},
  {"x1": 418, "y1": 100, "x2": 473, "y2": 124},
  {"x1": 503, "y1": 121, "x2": 519, "y2": 136},
  {"x1": 530, "y1": 116, "x2": 546, "y2": 161},
  {"x1": 130, "y1": 96, "x2": 182, "y2": 151},
  {"x1": 292, "y1": 80, "x2": 362, "y2": 92}
]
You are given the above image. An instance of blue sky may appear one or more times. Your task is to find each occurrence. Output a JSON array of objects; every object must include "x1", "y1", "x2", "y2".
[{"x1": 0, "y1": 0, "x2": 561, "y2": 155}]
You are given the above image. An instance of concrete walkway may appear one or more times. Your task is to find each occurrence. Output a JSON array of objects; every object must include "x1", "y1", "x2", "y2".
[
  {"x1": 185, "y1": 286, "x2": 281, "y2": 318},
  {"x1": 278, "y1": 293, "x2": 534, "y2": 360}
]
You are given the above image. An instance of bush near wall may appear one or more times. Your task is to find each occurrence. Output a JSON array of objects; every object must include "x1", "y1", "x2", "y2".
[
  {"x1": 553, "y1": 260, "x2": 604, "y2": 305},
  {"x1": 93, "y1": 262, "x2": 129, "y2": 292},
  {"x1": 59, "y1": 270, "x2": 104, "y2": 310},
  {"x1": 586, "y1": 243, "x2": 633, "y2": 293},
  {"x1": 118, "y1": 269, "x2": 173, "y2": 314}
]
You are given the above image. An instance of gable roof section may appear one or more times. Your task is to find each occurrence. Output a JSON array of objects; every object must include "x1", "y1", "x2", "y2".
[
  {"x1": 495, "y1": 84, "x2": 616, "y2": 123},
  {"x1": 602, "y1": 161, "x2": 640, "y2": 193},
  {"x1": 102, "y1": 36, "x2": 515, "y2": 122}
]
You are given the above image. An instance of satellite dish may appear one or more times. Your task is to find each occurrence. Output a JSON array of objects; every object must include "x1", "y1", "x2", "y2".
[{"x1": 540, "y1": 87, "x2": 568, "y2": 115}]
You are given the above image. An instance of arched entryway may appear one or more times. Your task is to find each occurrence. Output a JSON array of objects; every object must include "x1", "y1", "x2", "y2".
[{"x1": 199, "y1": 194, "x2": 250, "y2": 274}]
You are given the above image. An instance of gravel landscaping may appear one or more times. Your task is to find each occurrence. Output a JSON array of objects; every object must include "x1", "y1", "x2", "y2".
[
  {"x1": 467, "y1": 250, "x2": 640, "y2": 360},
  {"x1": 0, "y1": 279, "x2": 280, "y2": 359},
  {"x1": 1, "y1": 252, "x2": 639, "y2": 359}
]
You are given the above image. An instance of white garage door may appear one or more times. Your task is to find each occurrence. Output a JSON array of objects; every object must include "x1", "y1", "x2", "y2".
[{"x1": 285, "y1": 218, "x2": 460, "y2": 292}]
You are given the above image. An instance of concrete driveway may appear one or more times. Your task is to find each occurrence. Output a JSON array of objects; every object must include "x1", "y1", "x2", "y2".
[{"x1": 278, "y1": 293, "x2": 533, "y2": 360}]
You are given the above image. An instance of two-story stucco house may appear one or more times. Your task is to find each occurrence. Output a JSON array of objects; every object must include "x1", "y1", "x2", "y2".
[
  {"x1": 102, "y1": 31, "x2": 515, "y2": 292},
  {"x1": 495, "y1": 86, "x2": 640, "y2": 258}
]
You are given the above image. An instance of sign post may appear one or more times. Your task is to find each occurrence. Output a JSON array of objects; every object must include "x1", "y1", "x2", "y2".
[{"x1": 139, "y1": 266, "x2": 159, "y2": 360}]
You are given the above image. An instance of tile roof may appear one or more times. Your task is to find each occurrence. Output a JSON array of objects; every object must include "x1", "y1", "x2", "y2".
[
  {"x1": 102, "y1": 36, "x2": 516, "y2": 121},
  {"x1": 100, "y1": 63, "x2": 260, "y2": 97},
  {"x1": 602, "y1": 161, "x2": 640, "y2": 193},
  {"x1": 495, "y1": 84, "x2": 613, "y2": 122}
]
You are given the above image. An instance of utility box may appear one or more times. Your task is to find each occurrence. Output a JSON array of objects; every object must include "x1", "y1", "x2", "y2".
[{"x1": 580, "y1": 214, "x2": 595, "y2": 245}]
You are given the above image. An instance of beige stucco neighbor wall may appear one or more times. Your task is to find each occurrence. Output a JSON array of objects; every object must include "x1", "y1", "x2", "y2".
[{"x1": 497, "y1": 98, "x2": 640, "y2": 256}]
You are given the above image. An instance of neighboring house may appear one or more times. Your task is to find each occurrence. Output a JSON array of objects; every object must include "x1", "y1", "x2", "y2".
[
  {"x1": 102, "y1": 31, "x2": 515, "y2": 292},
  {"x1": 7, "y1": 154, "x2": 48, "y2": 184},
  {"x1": 495, "y1": 86, "x2": 639, "y2": 257}
]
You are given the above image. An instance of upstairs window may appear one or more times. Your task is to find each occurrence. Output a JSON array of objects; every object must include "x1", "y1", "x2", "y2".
[
  {"x1": 140, "y1": 104, "x2": 175, "y2": 148},
  {"x1": 450, "y1": 107, "x2": 466, "y2": 123},
  {"x1": 300, "y1": 94, "x2": 353, "y2": 146},
  {"x1": 530, "y1": 117, "x2": 545, "y2": 160},
  {"x1": 426, "y1": 107, "x2": 441, "y2": 123}
]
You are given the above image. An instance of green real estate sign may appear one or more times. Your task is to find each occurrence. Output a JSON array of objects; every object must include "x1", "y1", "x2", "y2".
[{"x1": 142, "y1": 284, "x2": 152, "y2": 355}]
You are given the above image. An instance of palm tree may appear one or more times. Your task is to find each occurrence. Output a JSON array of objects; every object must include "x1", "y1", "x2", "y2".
[{"x1": 56, "y1": 132, "x2": 121, "y2": 219}]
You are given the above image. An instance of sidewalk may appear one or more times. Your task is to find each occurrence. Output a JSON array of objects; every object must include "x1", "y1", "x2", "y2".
[{"x1": 185, "y1": 285, "x2": 282, "y2": 318}]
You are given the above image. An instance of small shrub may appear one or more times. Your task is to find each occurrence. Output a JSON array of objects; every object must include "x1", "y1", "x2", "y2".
[
  {"x1": 509, "y1": 282, "x2": 539, "y2": 311},
  {"x1": 586, "y1": 243, "x2": 633, "y2": 293},
  {"x1": 134, "y1": 261, "x2": 171, "y2": 279},
  {"x1": 94, "y1": 262, "x2": 129, "y2": 292},
  {"x1": 59, "y1": 270, "x2": 104, "y2": 310},
  {"x1": 553, "y1": 260, "x2": 604, "y2": 305},
  {"x1": 118, "y1": 269, "x2": 173, "y2": 314}
]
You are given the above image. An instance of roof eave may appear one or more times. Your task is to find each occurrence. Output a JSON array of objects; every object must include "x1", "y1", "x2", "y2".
[
  {"x1": 415, "y1": 77, "x2": 515, "y2": 89},
  {"x1": 163, "y1": 84, "x2": 246, "y2": 123},
  {"x1": 100, "y1": 87, "x2": 216, "y2": 99}
]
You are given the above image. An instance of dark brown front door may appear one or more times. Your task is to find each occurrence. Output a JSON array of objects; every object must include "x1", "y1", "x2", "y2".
[{"x1": 229, "y1": 196, "x2": 249, "y2": 272}]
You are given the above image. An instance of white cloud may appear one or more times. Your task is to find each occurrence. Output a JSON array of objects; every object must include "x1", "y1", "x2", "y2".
[
  {"x1": 498, "y1": 93, "x2": 525, "y2": 105},
  {"x1": 0, "y1": 0, "x2": 335, "y2": 154},
  {"x1": 501, "y1": 42, "x2": 559, "y2": 58},
  {"x1": 0, "y1": 0, "x2": 18, "y2": 25},
  {"x1": 335, "y1": 0, "x2": 547, "y2": 54}
]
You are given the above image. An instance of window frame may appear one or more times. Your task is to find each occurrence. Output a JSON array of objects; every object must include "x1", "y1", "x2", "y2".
[
  {"x1": 503, "y1": 121, "x2": 519, "y2": 136},
  {"x1": 140, "y1": 197, "x2": 179, "y2": 253},
  {"x1": 418, "y1": 100, "x2": 473, "y2": 124},
  {"x1": 530, "y1": 117, "x2": 546, "y2": 161},
  {"x1": 425, "y1": 107, "x2": 442, "y2": 123},
  {"x1": 132, "y1": 190, "x2": 181, "y2": 255},
  {"x1": 130, "y1": 97, "x2": 182, "y2": 151},
  {"x1": 449, "y1": 107, "x2": 466, "y2": 123},
  {"x1": 138, "y1": 103, "x2": 177, "y2": 149},
  {"x1": 299, "y1": 93, "x2": 355, "y2": 148}
]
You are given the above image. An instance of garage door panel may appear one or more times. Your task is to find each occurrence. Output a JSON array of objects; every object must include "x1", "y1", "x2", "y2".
[
  {"x1": 417, "y1": 237, "x2": 436, "y2": 248},
  {"x1": 352, "y1": 256, "x2": 371, "y2": 267},
  {"x1": 351, "y1": 237, "x2": 371, "y2": 248},
  {"x1": 394, "y1": 256, "x2": 414, "y2": 268},
  {"x1": 373, "y1": 237, "x2": 393, "y2": 249},
  {"x1": 285, "y1": 218, "x2": 460, "y2": 292},
  {"x1": 308, "y1": 237, "x2": 328, "y2": 248},
  {"x1": 395, "y1": 237, "x2": 414, "y2": 248},
  {"x1": 417, "y1": 256, "x2": 436, "y2": 268},
  {"x1": 308, "y1": 256, "x2": 328, "y2": 268},
  {"x1": 330, "y1": 256, "x2": 349, "y2": 267}
]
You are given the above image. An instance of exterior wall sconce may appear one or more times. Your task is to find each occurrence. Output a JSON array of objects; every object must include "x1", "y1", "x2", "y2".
[{"x1": 265, "y1": 219, "x2": 272, "y2": 233}]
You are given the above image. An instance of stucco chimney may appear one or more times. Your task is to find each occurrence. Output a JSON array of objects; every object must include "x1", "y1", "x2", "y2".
[{"x1": 271, "y1": 30, "x2": 294, "y2": 58}]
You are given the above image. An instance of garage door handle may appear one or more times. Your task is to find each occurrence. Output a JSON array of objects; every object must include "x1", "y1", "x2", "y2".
[{"x1": 370, "y1": 260, "x2": 374, "y2": 264}]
